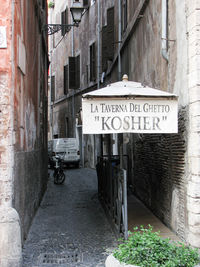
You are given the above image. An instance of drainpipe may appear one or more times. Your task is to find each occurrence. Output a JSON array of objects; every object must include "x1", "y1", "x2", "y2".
[
  {"x1": 113, "y1": 0, "x2": 122, "y2": 156},
  {"x1": 118, "y1": 0, "x2": 122, "y2": 80},
  {"x1": 162, "y1": 0, "x2": 168, "y2": 61},
  {"x1": 71, "y1": 0, "x2": 75, "y2": 136},
  {"x1": 97, "y1": 0, "x2": 100, "y2": 89},
  {"x1": 50, "y1": 8, "x2": 54, "y2": 139}
]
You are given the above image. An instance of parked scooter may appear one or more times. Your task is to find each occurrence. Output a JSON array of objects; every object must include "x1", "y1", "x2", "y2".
[{"x1": 53, "y1": 155, "x2": 65, "y2": 185}]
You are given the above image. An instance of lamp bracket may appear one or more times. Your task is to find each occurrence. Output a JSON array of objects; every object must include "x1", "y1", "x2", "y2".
[{"x1": 43, "y1": 23, "x2": 78, "y2": 35}]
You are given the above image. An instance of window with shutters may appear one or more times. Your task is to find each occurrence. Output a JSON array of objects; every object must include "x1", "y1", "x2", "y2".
[
  {"x1": 122, "y1": 0, "x2": 127, "y2": 34},
  {"x1": 102, "y1": 25, "x2": 108, "y2": 72},
  {"x1": 83, "y1": 0, "x2": 89, "y2": 8},
  {"x1": 107, "y1": 7, "x2": 114, "y2": 61},
  {"x1": 51, "y1": 76, "x2": 55, "y2": 102},
  {"x1": 41, "y1": 0, "x2": 46, "y2": 9},
  {"x1": 101, "y1": 7, "x2": 114, "y2": 72},
  {"x1": 64, "y1": 65, "x2": 68, "y2": 95},
  {"x1": 76, "y1": 55, "x2": 80, "y2": 89},
  {"x1": 86, "y1": 65, "x2": 89, "y2": 84},
  {"x1": 90, "y1": 42, "x2": 96, "y2": 82},
  {"x1": 69, "y1": 55, "x2": 80, "y2": 89},
  {"x1": 61, "y1": 8, "x2": 69, "y2": 36}
]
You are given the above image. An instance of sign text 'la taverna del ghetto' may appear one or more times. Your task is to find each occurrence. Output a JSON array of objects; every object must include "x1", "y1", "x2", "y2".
[{"x1": 82, "y1": 98, "x2": 178, "y2": 134}]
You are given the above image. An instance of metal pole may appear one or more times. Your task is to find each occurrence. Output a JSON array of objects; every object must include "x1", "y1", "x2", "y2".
[
  {"x1": 97, "y1": 0, "x2": 100, "y2": 89},
  {"x1": 123, "y1": 169, "x2": 128, "y2": 240}
]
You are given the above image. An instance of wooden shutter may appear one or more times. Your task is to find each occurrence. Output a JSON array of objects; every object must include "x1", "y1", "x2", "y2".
[
  {"x1": 102, "y1": 25, "x2": 108, "y2": 72},
  {"x1": 122, "y1": 0, "x2": 127, "y2": 33},
  {"x1": 51, "y1": 76, "x2": 55, "y2": 102},
  {"x1": 65, "y1": 7, "x2": 68, "y2": 25},
  {"x1": 83, "y1": 0, "x2": 89, "y2": 7},
  {"x1": 107, "y1": 7, "x2": 114, "y2": 61},
  {"x1": 61, "y1": 8, "x2": 68, "y2": 36},
  {"x1": 61, "y1": 11, "x2": 65, "y2": 36},
  {"x1": 69, "y1": 57, "x2": 76, "y2": 89},
  {"x1": 90, "y1": 43, "x2": 96, "y2": 81},
  {"x1": 64, "y1": 65, "x2": 68, "y2": 95},
  {"x1": 69, "y1": 56, "x2": 80, "y2": 89},
  {"x1": 76, "y1": 55, "x2": 80, "y2": 89}
]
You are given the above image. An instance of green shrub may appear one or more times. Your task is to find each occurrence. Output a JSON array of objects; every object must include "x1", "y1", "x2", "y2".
[
  {"x1": 48, "y1": 1, "x2": 54, "y2": 8},
  {"x1": 113, "y1": 225, "x2": 200, "y2": 267}
]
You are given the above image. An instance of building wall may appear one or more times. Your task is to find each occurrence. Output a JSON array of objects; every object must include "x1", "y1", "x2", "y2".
[
  {"x1": 115, "y1": 0, "x2": 189, "y2": 242},
  {"x1": 0, "y1": 0, "x2": 48, "y2": 264},
  {"x1": 0, "y1": 0, "x2": 13, "y2": 208},
  {"x1": 12, "y1": 0, "x2": 49, "y2": 242},
  {"x1": 48, "y1": 0, "x2": 200, "y2": 247},
  {"x1": 186, "y1": 0, "x2": 200, "y2": 248}
]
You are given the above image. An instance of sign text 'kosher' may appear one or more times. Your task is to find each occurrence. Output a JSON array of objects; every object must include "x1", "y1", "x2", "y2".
[{"x1": 82, "y1": 99, "x2": 178, "y2": 134}]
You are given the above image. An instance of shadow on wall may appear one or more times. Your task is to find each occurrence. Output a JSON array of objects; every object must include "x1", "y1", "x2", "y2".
[{"x1": 131, "y1": 107, "x2": 187, "y2": 240}]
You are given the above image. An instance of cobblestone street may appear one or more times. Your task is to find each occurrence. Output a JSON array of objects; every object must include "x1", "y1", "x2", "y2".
[{"x1": 22, "y1": 168, "x2": 117, "y2": 267}]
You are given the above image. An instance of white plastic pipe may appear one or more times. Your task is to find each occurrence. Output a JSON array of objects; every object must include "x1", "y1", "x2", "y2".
[{"x1": 162, "y1": 0, "x2": 168, "y2": 61}]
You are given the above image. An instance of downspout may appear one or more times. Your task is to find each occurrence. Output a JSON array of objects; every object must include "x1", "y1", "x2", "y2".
[
  {"x1": 118, "y1": 0, "x2": 122, "y2": 81},
  {"x1": 50, "y1": 8, "x2": 54, "y2": 139},
  {"x1": 97, "y1": 0, "x2": 100, "y2": 89},
  {"x1": 113, "y1": 0, "x2": 122, "y2": 156},
  {"x1": 162, "y1": 0, "x2": 168, "y2": 61},
  {"x1": 71, "y1": 0, "x2": 75, "y2": 136}
]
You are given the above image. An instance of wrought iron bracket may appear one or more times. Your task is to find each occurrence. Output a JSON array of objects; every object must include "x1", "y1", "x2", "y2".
[{"x1": 43, "y1": 23, "x2": 79, "y2": 35}]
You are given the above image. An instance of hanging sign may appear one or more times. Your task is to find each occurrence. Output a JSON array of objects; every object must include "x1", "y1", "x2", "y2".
[{"x1": 82, "y1": 98, "x2": 178, "y2": 134}]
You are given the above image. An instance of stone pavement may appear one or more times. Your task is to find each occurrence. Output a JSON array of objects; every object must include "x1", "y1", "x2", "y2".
[{"x1": 22, "y1": 168, "x2": 117, "y2": 267}]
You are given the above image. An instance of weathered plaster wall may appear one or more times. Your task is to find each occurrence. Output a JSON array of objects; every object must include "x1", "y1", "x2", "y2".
[
  {"x1": 0, "y1": 0, "x2": 13, "y2": 208},
  {"x1": 107, "y1": 0, "x2": 189, "y2": 243},
  {"x1": 186, "y1": 0, "x2": 200, "y2": 248},
  {"x1": 12, "y1": 0, "x2": 48, "y2": 242},
  {"x1": 0, "y1": 1, "x2": 22, "y2": 266}
]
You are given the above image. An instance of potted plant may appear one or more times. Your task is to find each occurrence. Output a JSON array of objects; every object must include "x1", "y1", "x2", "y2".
[
  {"x1": 48, "y1": 1, "x2": 54, "y2": 8},
  {"x1": 106, "y1": 225, "x2": 200, "y2": 267}
]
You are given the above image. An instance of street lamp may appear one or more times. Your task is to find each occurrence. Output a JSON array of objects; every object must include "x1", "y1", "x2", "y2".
[
  {"x1": 44, "y1": 0, "x2": 85, "y2": 35},
  {"x1": 70, "y1": 0, "x2": 85, "y2": 24}
]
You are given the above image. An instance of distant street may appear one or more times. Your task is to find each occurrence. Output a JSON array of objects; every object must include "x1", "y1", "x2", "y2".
[{"x1": 22, "y1": 168, "x2": 117, "y2": 267}]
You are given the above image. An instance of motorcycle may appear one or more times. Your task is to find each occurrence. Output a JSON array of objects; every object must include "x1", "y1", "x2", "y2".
[{"x1": 53, "y1": 155, "x2": 65, "y2": 185}]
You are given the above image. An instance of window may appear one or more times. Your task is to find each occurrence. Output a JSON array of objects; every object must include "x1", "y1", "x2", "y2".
[
  {"x1": 90, "y1": 43, "x2": 96, "y2": 82},
  {"x1": 61, "y1": 8, "x2": 69, "y2": 36},
  {"x1": 122, "y1": 0, "x2": 127, "y2": 34},
  {"x1": 64, "y1": 65, "x2": 68, "y2": 95},
  {"x1": 76, "y1": 55, "x2": 80, "y2": 89},
  {"x1": 86, "y1": 65, "x2": 89, "y2": 84},
  {"x1": 101, "y1": 7, "x2": 114, "y2": 72},
  {"x1": 42, "y1": 0, "x2": 46, "y2": 9},
  {"x1": 83, "y1": 0, "x2": 89, "y2": 8},
  {"x1": 51, "y1": 76, "x2": 55, "y2": 102},
  {"x1": 69, "y1": 55, "x2": 80, "y2": 89}
]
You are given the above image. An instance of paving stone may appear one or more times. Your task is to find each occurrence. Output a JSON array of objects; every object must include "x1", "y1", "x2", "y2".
[{"x1": 22, "y1": 168, "x2": 117, "y2": 267}]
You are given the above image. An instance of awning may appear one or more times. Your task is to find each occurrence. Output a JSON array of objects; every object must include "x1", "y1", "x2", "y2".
[{"x1": 82, "y1": 76, "x2": 178, "y2": 134}]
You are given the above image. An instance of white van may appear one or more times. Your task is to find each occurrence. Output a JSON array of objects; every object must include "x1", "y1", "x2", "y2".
[{"x1": 50, "y1": 138, "x2": 80, "y2": 168}]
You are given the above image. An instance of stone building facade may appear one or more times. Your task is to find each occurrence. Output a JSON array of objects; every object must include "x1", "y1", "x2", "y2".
[
  {"x1": 49, "y1": 0, "x2": 200, "y2": 247},
  {"x1": 0, "y1": 0, "x2": 48, "y2": 266}
]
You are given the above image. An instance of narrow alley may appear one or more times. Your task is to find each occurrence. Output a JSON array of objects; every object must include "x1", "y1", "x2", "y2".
[{"x1": 22, "y1": 168, "x2": 117, "y2": 267}]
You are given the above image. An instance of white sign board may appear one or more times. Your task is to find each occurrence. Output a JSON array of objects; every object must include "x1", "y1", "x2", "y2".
[
  {"x1": 82, "y1": 98, "x2": 178, "y2": 134},
  {"x1": 0, "y1": 26, "x2": 7, "y2": 48}
]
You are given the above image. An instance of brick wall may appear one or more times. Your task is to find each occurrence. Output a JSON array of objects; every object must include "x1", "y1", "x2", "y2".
[{"x1": 131, "y1": 108, "x2": 187, "y2": 240}]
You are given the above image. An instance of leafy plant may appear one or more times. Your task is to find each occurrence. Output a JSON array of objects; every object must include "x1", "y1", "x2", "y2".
[
  {"x1": 48, "y1": 1, "x2": 54, "y2": 8},
  {"x1": 113, "y1": 225, "x2": 200, "y2": 267}
]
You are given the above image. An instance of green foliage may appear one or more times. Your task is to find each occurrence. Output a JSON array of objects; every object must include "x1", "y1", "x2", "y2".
[
  {"x1": 113, "y1": 225, "x2": 200, "y2": 267},
  {"x1": 48, "y1": 1, "x2": 54, "y2": 8}
]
